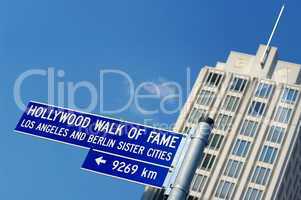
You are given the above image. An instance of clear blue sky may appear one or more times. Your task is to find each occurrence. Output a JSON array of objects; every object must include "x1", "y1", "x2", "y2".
[{"x1": 1, "y1": 0, "x2": 300, "y2": 199}]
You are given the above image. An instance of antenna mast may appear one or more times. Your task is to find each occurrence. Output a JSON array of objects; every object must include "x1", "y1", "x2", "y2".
[{"x1": 260, "y1": 4, "x2": 285, "y2": 66}]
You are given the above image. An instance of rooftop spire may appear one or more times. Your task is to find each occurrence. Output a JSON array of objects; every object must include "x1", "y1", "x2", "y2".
[{"x1": 260, "y1": 4, "x2": 285, "y2": 67}]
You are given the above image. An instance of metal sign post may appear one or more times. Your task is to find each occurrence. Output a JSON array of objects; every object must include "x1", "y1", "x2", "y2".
[{"x1": 167, "y1": 118, "x2": 213, "y2": 200}]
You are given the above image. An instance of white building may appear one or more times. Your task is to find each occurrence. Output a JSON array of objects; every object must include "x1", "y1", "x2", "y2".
[{"x1": 144, "y1": 45, "x2": 301, "y2": 200}]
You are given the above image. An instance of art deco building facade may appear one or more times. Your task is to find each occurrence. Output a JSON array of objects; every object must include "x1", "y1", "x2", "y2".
[{"x1": 144, "y1": 45, "x2": 301, "y2": 200}]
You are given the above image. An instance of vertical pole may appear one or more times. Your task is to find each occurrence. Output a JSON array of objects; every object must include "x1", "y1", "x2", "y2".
[
  {"x1": 167, "y1": 117, "x2": 214, "y2": 200},
  {"x1": 260, "y1": 4, "x2": 285, "y2": 66}
]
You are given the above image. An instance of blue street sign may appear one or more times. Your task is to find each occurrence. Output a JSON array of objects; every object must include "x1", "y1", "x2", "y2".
[
  {"x1": 14, "y1": 101, "x2": 185, "y2": 187},
  {"x1": 82, "y1": 149, "x2": 170, "y2": 188}
]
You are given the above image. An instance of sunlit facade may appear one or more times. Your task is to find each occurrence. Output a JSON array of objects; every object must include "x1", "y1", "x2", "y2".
[{"x1": 144, "y1": 45, "x2": 301, "y2": 200}]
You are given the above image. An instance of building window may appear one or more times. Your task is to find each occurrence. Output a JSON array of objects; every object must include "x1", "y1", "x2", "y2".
[
  {"x1": 282, "y1": 87, "x2": 298, "y2": 104},
  {"x1": 182, "y1": 126, "x2": 192, "y2": 134},
  {"x1": 244, "y1": 187, "x2": 263, "y2": 200},
  {"x1": 251, "y1": 166, "x2": 271, "y2": 186},
  {"x1": 191, "y1": 174, "x2": 207, "y2": 192},
  {"x1": 205, "y1": 72, "x2": 223, "y2": 87},
  {"x1": 259, "y1": 145, "x2": 278, "y2": 164},
  {"x1": 230, "y1": 77, "x2": 247, "y2": 92},
  {"x1": 267, "y1": 126, "x2": 285, "y2": 144},
  {"x1": 200, "y1": 153, "x2": 216, "y2": 171},
  {"x1": 240, "y1": 120, "x2": 259, "y2": 137},
  {"x1": 208, "y1": 133, "x2": 224, "y2": 150},
  {"x1": 187, "y1": 196, "x2": 195, "y2": 200},
  {"x1": 215, "y1": 114, "x2": 232, "y2": 131},
  {"x1": 222, "y1": 95, "x2": 240, "y2": 112},
  {"x1": 248, "y1": 101, "x2": 266, "y2": 117},
  {"x1": 274, "y1": 106, "x2": 292, "y2": 123},
  {"x1": 187, "y1": 196, "x2": 199, "y2": 200},
  {"x1": 188, "y1": 108, "x2": 206, "y2": 124},
  {"x1": 223, "y1": 159, "x2": 243, "y2": 178},
  {"x1": 232, "y1": 139, "x2": 251, "y2": 157},
  {"x1": 255, "y1": 82, "x2": 273, "y2": 98},
  {"x1": 215, "y1": 180, "x2": 235, "y2": 199},
  {"x1": 197, "y1": 90, "x2": 215, "y2": 106}
]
